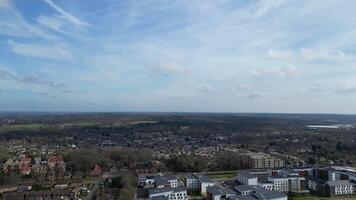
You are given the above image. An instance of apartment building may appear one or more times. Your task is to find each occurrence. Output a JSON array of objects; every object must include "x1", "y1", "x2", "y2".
[
  {"x1": 268, "y1": 176, "x2": 289, "y2": 192},
  {"x1": 327, "y1": 180, "x2": 355, "y2": 196},
  {"x1": 247, "y1": 153, "x2": 285, "y2": 169}
]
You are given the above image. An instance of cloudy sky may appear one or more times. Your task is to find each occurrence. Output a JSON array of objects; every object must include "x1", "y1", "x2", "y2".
[{"x1": 1, "y1": 0, "x2": 356, "y2": 113}]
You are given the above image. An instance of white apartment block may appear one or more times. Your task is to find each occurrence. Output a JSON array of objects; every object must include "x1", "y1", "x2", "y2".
[
  {"x1": 268, "y1": 176, "x2": 289, "y2": 192},
  {"x1": 185, "y1": 174, "x2": 199, "y2": 190},
  {"x1": 327, "y1": 181, "x2": 355, "y2": 196}
]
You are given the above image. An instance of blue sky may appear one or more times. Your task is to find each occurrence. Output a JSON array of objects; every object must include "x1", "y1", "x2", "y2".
[{"x1": 1, "y1": 0, "x2": 356, "y2": 113}]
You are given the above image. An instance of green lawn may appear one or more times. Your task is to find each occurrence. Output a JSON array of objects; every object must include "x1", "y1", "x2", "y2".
[
  {"x1": 294, "y1": 195, "x2": 356, "y2": 200},
  {"x1": 206, "y1": 171, "x2": 237, "y2": 179}
]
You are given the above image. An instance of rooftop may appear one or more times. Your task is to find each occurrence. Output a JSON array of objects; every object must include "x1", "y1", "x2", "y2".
[
  {"x1": 238, "y1": 171, "x2": 258, "y2": 179},
  {"x1": 195, "y1": 173, "x2": 214, "y2": 183}
]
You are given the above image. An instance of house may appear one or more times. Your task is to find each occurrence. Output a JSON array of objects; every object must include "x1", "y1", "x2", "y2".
[
  {"x1": 19, "y1": 156, "x2": 32, "y2": 166},
  {"x1": 90, "y1": 164, "x2": 102, "y2": 177},
  {"x1": 3, "y1": 159, "x2": 14, "y2": 172},
  {"x1": 20, "y1": 165, "x2": 32, "y2": 176},
  {"x1": 48, "y1": 155, "x2": 62, "y2": 168}
]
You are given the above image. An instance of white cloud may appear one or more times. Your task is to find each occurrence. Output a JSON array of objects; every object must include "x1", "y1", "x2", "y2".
[
  {"x1": 43, "y1": 0, "x2": 90, "y2": 27},
  {"x1": 250, "y1": 65, "x2": 299, "y2": 79},
  {"x1": 300, "y1": 48, "x2": 351, "y2": 62},
  {"x1": 267, "y1": 49, "x2": 294, "y2": 59},
  {"x1": 37, "y1": 15, "x2": 64, "y2": 33},
  {"x1": 7, "y1": 40, "x2": 73, "y2": 61},
  {"x1": 145, "y1": 62, "x2": 184, "y2": 75}
]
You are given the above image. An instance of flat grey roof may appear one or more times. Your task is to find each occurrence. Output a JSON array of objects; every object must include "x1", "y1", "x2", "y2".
[
  {"x1": 149, "y1": 187, "x2": 173, "y2": 196},
  {"x1": 173, "y1": 186, "x2": 186, "y2": 193},
  {"x1": 195, "y1": 174, "x2": 214, "y2": 183},
  {"x1": 234, "y1": 195, "x2": 257, "y2": 200},
  {"x1": 238, "y1": 171, "x2": 258, "y2": 179},
  {"x1": 327, "y1": 180, "x2": 356, "y2": 187},
  {"x1": 235, "y1": 185, "x2": 255, "y2": 192},
  {"x1": 252, "y1": 186, "x2": 287, "y2": 199},
  {"x1": 185, "y1": 174, "x2": 198, "y2": 180},
  {"x1": 207, "y1": 185, "x2": 236, "y2": 196},
  {"x1": 151, "y1": 195, "x2": 169, "y2": 200}
]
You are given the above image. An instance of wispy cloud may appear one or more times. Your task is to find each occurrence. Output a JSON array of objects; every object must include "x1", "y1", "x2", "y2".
[
  {"x1": 43, "y1": 0, "x2": 90, "y2": 27},
  {"x1": 7, "y1": 40, "x2": 73, "y2": 61},
  {"x1": 0, "y1": 68, "x2": 63, "y2": 88}
]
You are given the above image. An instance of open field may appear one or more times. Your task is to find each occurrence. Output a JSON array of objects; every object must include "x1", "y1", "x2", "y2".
[
  {"x1": 206, "y1": 171, "x2": 237, "y2": 179},
  {"x1": 294, "y1": 196, "x2": 356, "y2": 200},
  {"x1": 0, "y1": 124, "x2": 47, "y2": 133}
]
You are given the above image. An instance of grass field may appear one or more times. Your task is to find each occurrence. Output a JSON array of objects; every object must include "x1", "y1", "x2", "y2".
[
  {"x1": 294, "y1": 196, "x2": 356, "y2": 200},
  {"x1": 0, "y1": 124, "x2": 46, "y2": 133},
  {"x1": 206, "y1": 171, "x2": 237, "y2": 179}
]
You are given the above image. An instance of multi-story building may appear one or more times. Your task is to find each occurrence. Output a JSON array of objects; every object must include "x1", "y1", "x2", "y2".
[
  {"x1": 196, "y1": 174, "x2": 215, "y2": 194},
  {"x1": 206, "y1": 185, "x2": 236, "y2": 200},
  {"x1": 306, "y1": 175, "x2": 356, "y2": 197},
  {"x1": 184, "y1": 174, "x2": 199, "y2": 191},
  {"x1": 232, "y1": 185, "x2": 288, "y2": 200},
  {"x1": 327, "y1": 180, "x2": 355, "y2": 196},
  {"x1": 268, "y1": 176, "x2": 289, "y2": 192},
  {"x1": 148, "y1": 187, "x2": 187, "y2": 200},
  {"x1": 246, "y1": 153, "x2": 285, "y2": 169},
  {"x1": 184, "y1": 173, "x2": 214, "y2": 194},
  {"x1": 138, "y1": 174, "x2": 178, "y2": 188},
  {"x1": 237, "y1": 171, "x2": 258, "y2": 185},
  {"x1": 257, "y1": 181, "x2": 274, "y2": 191}
]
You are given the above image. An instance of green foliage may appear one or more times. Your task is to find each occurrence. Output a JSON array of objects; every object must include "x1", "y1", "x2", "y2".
[
  {"x1": 62, "y1": 147, "x2": 153, "y2": 174},
  {"x1": 0, "y1": 172, "x2": 21, "y2": 185},
  {"x1": 165, "y1": 154, "x2": 209, "y2": 172},
  {"x1": 0, "y1": 145, "x2": 10, "y2": 162},
  {"x1": 212, "y1": 151, "x2": 249, "y2": 171}
]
